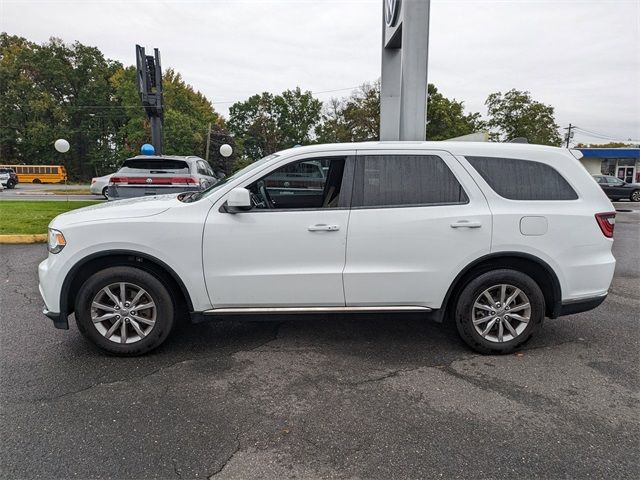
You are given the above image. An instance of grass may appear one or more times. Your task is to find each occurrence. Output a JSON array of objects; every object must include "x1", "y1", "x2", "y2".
[
  {"x1": 0, "y1": 200, "x2": 100, "y2": 235},
  {"x1": 42, "y1": 188, "x2": 92, "y2": 195}
]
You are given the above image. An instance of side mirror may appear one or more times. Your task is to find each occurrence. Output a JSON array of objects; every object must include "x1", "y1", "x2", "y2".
[{"x1": 225, "y1": 187, "x2": 252, "y2": 213}]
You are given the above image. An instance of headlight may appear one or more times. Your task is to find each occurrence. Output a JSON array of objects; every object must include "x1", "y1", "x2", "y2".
[{"x1": 48, "y1": 228, "x2": 66, "y2": 254}]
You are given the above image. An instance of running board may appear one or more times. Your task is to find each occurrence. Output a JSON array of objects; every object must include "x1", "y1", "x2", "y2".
[{"x1": 202, "y1": 306, "x2": 432, "y2": 315}]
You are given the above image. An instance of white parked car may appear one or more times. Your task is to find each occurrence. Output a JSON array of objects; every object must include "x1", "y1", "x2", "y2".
[
  {"x1": 90, "y1": 173, "x2": 113, "y2": 199},
  {"x1": 39, "y1": 142, "x2": 616, "y2": 356},
  {"x1": 0, "y1": 171, "x2": 9, "y2": 188}
]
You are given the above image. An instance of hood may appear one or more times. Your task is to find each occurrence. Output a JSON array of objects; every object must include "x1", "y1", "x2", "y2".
[{"x1": 50, "y1": 194, "x2": 179, "y2": 228}]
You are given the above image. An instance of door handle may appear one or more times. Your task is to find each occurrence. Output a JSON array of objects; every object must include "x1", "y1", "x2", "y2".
[
  {"x1": 450, "y1": 220, "x2": 482, "y2": 229},
  {"x1": 308, "y1": 224, "x2": 340, "y2": 232}
]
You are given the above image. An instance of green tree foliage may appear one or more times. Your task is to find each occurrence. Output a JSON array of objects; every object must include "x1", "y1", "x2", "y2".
[
  {"x1": 228, "y1": 87, "x2": 322, "y2": 162},
  {"x1": 316, "y1": 82, "x2": 380, "y2": 143},
  {"x1": 110, "y1": 67, "x2": 224, "y2": 160},
  {"x1": 485, "y1": 89, "x2": 562, "y2": 146},
  {"x1": 426, "y1": 84, "x2": 485, "y2": 140},
  {"x1": 316, "y1": 82, "x2": 484, "y2": 143},
  {"x1": 1, "y1": 34, "x2": 123, "y2": 178},
  {"x1": 1, "y1": 34, "x2": 225, "y2": 179}
]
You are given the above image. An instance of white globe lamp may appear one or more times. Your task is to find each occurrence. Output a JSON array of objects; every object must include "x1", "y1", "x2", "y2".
[
  {"x1": 219, "y1": 144, "x2": 233, "y2": 158},
  {"x1": 54, "y1": 139, "x2": 70, "y2": 153}
]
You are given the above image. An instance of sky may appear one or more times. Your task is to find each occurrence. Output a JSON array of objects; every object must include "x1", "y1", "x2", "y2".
[{"x1": 2, "y1": 0, "x2": 639, "y2": 145}]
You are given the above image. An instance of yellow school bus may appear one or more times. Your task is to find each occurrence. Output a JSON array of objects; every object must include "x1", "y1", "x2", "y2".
[{"x1": 0, "y1": 164, "x2": 67, "y2": 184}]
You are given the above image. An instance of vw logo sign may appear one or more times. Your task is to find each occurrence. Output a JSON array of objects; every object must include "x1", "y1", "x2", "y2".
[
  {"x1": 384, "y1": 0, "x2": 401, "y2": 27},
  {"x1": 146, "y1": 178, "x2": 153, "y2": 184}
]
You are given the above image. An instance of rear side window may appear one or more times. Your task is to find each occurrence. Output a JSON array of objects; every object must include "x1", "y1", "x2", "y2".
[
  {"x1": 466, "y1": 156, "x2": 578, "y2": 201},
  {"x1": 353, "y1": 155, "x2": 468, "y2": 208}
]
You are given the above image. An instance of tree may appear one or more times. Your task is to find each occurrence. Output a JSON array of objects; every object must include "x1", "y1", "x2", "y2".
[
  {"x1": 426, "y1": 84, "x2": 485, "y2": 140},
  {"x1": 316, "y1": 82, "x2": 484, "y2": 143},
  {"x1": 1, "y1": 35, "x2": 227, "y2": 180},
  {"x1": 316, "y1": 82, "x2": 380, "y2": 143},
  {"x1": 485, "y1": 89, "x2": 561, "y2": 146},
  {"x1": 0, "y1": 34, "x2": 123, "y2": 179},
  {"x1": 110, "y1": 66, "x2": 224, "y2": 163},
  {"x1": 228, "y1": 87, "x2": 322, "y2": 162}
]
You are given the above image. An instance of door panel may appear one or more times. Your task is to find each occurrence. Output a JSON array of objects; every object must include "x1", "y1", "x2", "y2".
[
  {"x1": 203, "y1": 209, "x2": 349, "y2": 307},
  {"x1": 202, "y1": 151, "x2": 354, "y2": 308},
  {"x1": 343, "y1": 150, "x2": 492, "y2": 308}
]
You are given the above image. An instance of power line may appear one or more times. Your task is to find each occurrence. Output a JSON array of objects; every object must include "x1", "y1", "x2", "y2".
[
  {"x1": 572, "y1": 126, "x2": 640, "y2": 143},
  {"x1": 15, "y1": 84, "x2": 364, "y2": 110}
]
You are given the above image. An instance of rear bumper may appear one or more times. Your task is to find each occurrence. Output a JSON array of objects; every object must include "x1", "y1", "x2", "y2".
[
  {"x1": 108, "y1": 185, "x2": 200, "y2": 200},
  {"x1": 558, "y1": 293, "x2": 607, "y2": 317}
]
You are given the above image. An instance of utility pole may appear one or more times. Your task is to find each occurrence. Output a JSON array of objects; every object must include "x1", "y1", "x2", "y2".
[
  {"x1": 205, "y1": 123, "x2": 212, "y2": 162},
  {"x1": 564, "y1": 123, "x2": 574, "y2": 148}
]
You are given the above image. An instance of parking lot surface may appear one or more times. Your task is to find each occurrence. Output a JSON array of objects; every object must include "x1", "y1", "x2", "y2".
[
  {"x1": 0, "y1": 184, "x2": 97, "y2": 202},
  {"x1": 1, "y1": 205, "x2": 638, "y2": 479}
]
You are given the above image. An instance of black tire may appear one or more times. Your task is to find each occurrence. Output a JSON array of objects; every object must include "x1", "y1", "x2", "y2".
[
  {"x1": 74, "y1": 266, "x2": 175, "y2": 356},
  {"x1": 455, "y1": 269, "x2": 544, "y2": 354},
  {"x1": 630, "y1": 190, "x2": 640, "y2": 202},
  {"x1": 101, "y1": 186, "x2": 109, "y2": 199},
  {"x1": 6, "y1": 180, "x2": 15, "y2": 189},
  {"x1": 32, "y1": 178, "x2": 41, "y2": 184}
]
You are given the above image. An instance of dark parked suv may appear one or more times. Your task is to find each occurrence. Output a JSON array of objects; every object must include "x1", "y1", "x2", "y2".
[
  {"x1": 107, "y1": 155, "x2": 219, "y2": 200},
  {"x1": 593, "y1": 175, "x2": 640, "y2": 202},
  {"x1": 0, "y1": 168, "x2": 18, "y2": 189}
]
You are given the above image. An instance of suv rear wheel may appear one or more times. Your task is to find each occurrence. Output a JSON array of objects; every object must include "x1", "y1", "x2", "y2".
[
  {"x1": 455, "y1": 269, "x2": 544, "y2": 354},
  {"x1": 75, "y1": 266, "x2": 174, "y2": 356}
]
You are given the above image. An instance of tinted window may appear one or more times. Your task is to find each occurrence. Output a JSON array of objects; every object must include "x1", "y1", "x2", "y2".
[
  {"x1": 466, "y1": 156, "x2": 578, "y2": 201},
  {"x1": 249, "y1": 158, "x2": 346, "y2": 210},
  {"x1": 120, "y1": 158, "x2": 189, "y2": 173},
  {"x1": 353, "y1": 155, "x2": 468, "y2": 208}
]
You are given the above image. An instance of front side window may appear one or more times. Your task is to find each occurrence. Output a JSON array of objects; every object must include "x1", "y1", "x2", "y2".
[
  {"x1": 466, "y1": 156, "x2": 578, "y2": 201},
  {"x1": 352, "y1": 155, "x2": 468, "y2": 208},
  {"x1": 248, "y1": 157, "x2": 347, "y2": 210}
]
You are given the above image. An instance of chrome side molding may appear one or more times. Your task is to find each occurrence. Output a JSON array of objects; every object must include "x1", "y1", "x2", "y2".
[{"x1": 203, "y1": 305, "x2": 432, "y2": 315}]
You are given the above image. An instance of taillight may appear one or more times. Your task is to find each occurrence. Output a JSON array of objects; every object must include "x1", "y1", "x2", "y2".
[
  {"x1": 595, "y1": 212, "x2": 616, "y2": 238},
  {"x1": 170, "y1": 176, "x2": 198, "y2": 185},
  {"x1": 109, "y1": 176, "x2": 128, "y2": 185}
]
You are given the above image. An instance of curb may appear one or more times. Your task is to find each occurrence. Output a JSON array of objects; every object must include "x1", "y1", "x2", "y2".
[{"x1": 0, "y1": 234, "x2": 47, "y2": 244}]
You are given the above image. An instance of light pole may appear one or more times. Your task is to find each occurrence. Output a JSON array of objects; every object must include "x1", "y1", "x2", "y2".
[{"x1": 54, "y1": 139, "x2": 70, "y2": 203}]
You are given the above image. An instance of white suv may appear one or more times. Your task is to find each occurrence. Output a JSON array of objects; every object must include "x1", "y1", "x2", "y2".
[{"x1": 39, "y1": 142, "x2": 616, "y2": 356}]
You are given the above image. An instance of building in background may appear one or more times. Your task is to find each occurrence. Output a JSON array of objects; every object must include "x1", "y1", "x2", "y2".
[{"x1": 577, "y1": 147, "x2": 640, "y2": 183}]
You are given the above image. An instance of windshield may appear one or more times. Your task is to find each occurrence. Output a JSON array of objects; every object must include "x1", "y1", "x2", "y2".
[{"x1": 185, "y1": 154, "x2": 279, "y2": 202}]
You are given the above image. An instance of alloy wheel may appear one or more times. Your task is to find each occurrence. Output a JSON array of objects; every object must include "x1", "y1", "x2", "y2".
[
  {"x1": 90, "y1": 282, "x2": 157, "y2": 344},
  {"x1": 471, "y1": 284, "x2": 531, "y2": 343}
]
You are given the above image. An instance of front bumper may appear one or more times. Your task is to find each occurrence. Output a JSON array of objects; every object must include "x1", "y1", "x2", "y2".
[
  {"x1": 39, "y1": 256, "x2": 69, "y2": 329},
  {"x1": 43, "y1": 307, "x2": 68, "y2": 330}
]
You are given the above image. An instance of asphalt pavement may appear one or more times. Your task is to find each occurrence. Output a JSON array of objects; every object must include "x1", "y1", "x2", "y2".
[
  {"x1": 0, "y1": 183, "x2": 99, "y2": 201},
  {"x1": 0, "y1": 206, "x2": 638, "y2": 479}
]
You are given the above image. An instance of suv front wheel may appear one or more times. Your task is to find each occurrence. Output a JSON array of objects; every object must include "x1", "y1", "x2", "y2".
[
  {"x1": 75, "y1": 266, "x2": 175, "y2": 355},
  {"x1": 455, "y1": 269, "x2": 544, "y2": 354}
]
